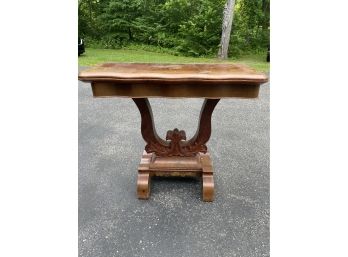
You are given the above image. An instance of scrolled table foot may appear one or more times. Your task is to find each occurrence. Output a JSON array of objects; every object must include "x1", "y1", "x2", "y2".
[
  {"x1": 201, "y1": 153, "x2": 214, "y2": 202},
  {"x1": 137, "y1": 172, "x2": 151, "y2": 199},
  {"x1": 202, "y1": 173, "x2": 214, "y2": 202}
]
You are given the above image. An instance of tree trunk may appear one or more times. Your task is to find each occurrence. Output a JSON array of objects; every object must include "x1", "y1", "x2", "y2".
[
  {"x1": 218, "y1": 0, "x2": 236, "y2": 59},
  {"x1": 128, "y1": 28, "x2": 133, "y2": 41}
]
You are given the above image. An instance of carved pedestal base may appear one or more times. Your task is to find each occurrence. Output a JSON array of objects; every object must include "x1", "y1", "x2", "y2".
[
  {"x1": 137, "y1": 151, "x2": 214, "y2": 201},
  {"x1": 133, "y1": 98, "x2": 219, "y2": 202}
]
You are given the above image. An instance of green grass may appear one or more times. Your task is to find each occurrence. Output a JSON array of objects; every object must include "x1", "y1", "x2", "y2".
[{"x1": 78, "y1": 48, "x2": 269, "y2": 72}]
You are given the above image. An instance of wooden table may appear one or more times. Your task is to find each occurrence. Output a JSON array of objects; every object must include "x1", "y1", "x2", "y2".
[{"x1": 79, "y1": 63, "x2": 267, "y2": 202}]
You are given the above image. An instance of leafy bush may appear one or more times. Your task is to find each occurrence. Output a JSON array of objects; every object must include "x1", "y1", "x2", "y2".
[{"x1": 78, "y1": 0, "x2": 269, "y2": 57}]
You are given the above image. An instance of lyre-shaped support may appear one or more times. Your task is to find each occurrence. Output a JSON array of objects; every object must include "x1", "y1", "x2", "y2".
[{"x1": 132, "y1": 98, "x2": 220, "y2": 157}]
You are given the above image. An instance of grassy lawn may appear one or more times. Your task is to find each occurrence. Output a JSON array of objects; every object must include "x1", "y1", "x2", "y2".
[{"x1": 78, "y1": 48, "x2": 269, "y2": 72}]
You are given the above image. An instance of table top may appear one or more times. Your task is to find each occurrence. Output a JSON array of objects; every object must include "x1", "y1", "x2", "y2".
[
  {"x1": 78, "y1": 63, "x2": 268, "y2": 98},
  {"x1": 79, "y1": 63, "x2": 268, "y2": 84}
]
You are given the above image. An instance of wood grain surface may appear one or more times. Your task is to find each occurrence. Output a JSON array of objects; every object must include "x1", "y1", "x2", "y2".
[
  {"x1": 79, "y1": 63, "x2": 268, "y2": 83},
  {"x1": 79, "y1": 63, "x2": 268, "y2": 98}
]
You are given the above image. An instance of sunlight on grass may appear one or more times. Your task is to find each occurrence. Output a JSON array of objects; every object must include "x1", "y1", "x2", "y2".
[{"x1": 78, "y1": 48, "x2": 269, "y2": 72}]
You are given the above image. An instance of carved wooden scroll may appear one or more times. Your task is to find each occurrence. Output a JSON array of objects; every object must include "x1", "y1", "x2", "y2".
[{"x1": 132, "y1": 98, "x2": 220, "y2": 157}]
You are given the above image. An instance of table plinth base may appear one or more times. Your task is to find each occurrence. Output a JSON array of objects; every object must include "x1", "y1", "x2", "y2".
[
  {"x1": 137, "y1": 151, "x2": 214, "y2": 202},
  {"x1": 132, "y1": 98, "x2": 219, "y2": 202}
]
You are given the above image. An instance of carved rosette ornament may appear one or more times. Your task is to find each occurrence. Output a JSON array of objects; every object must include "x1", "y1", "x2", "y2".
[{"x1": 133, "y1": 98, "x2": 220, "y2": 157}]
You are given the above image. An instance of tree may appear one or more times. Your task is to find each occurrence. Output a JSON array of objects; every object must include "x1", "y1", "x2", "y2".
[
  {"x1": 78, "y1": 0, "x2": 269, "y2": 57},
  {"x1": 218, "y1": 0, "x2": 236, "y2": 59}
]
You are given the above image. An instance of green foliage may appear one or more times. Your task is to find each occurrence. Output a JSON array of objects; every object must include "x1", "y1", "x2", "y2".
[
  {"x1": 230, "y1": 0, "x2": 270, "y2": 56},
  {"x1": 78, "y1": 0, "x2": 270, "y2": 57},
  {"x1": 177, "y1": 0, "x2": 225, "y2": 56}
]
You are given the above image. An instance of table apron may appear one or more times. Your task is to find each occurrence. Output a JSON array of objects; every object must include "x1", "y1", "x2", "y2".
[{"x1": 91, "y1": 82, "x2": 260, "y2": 98}]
